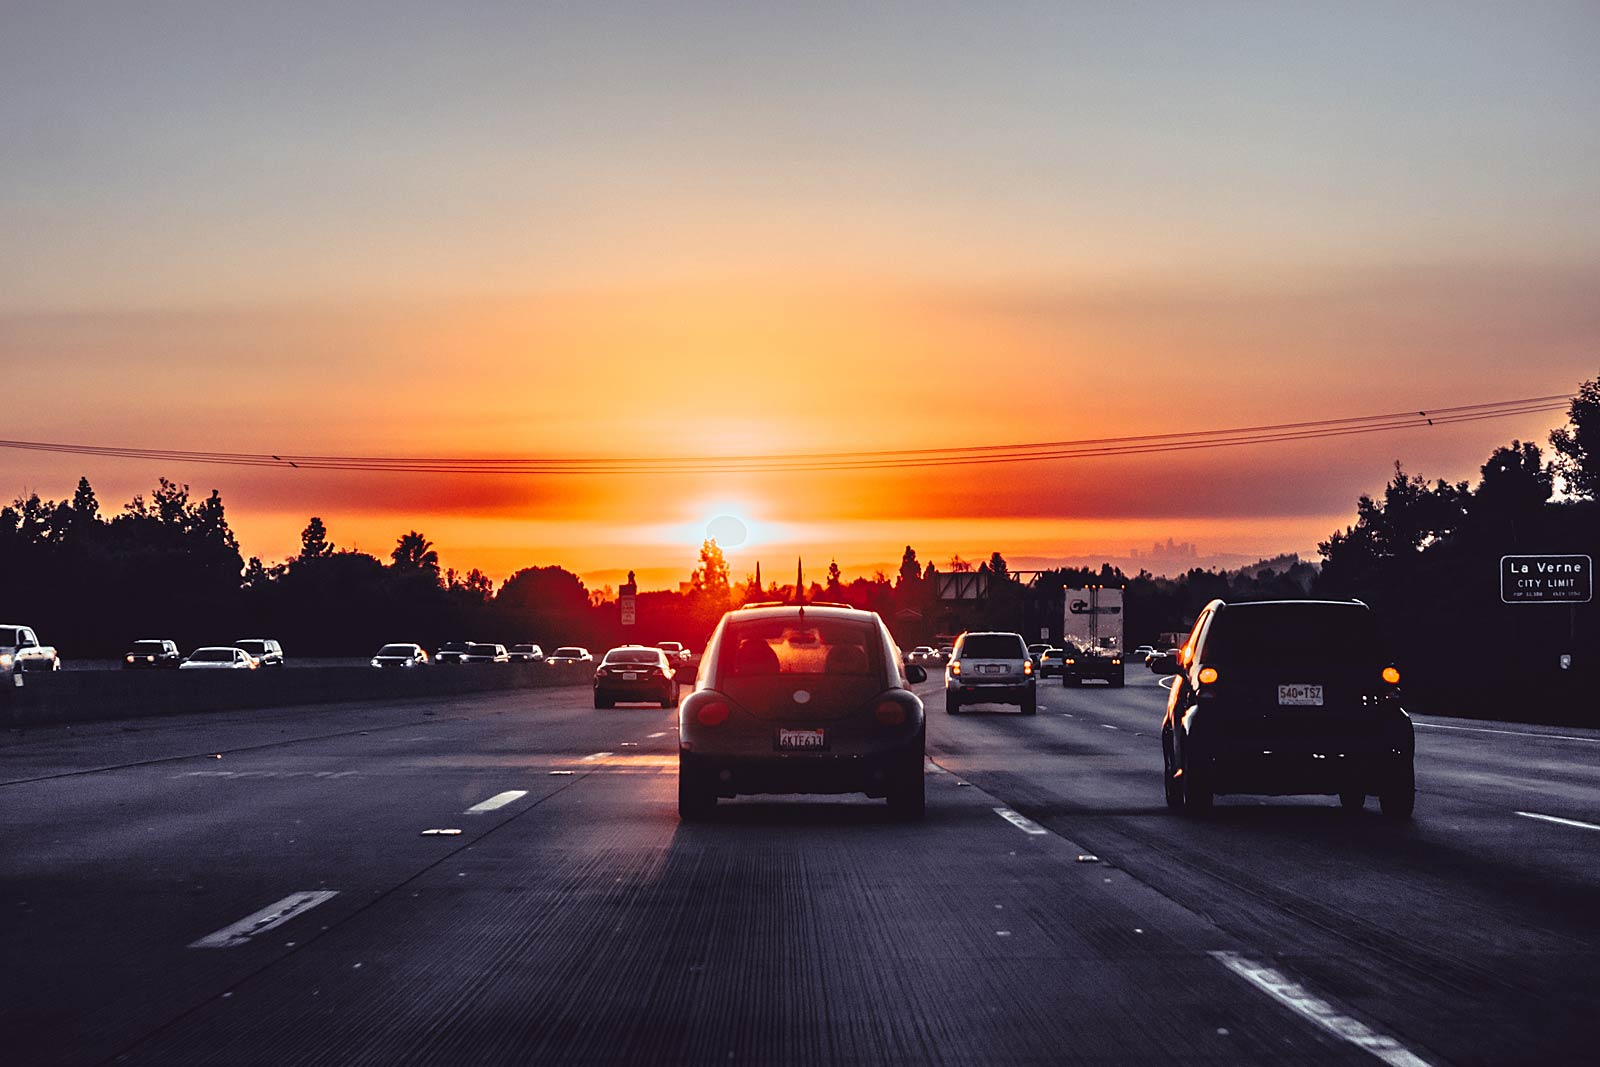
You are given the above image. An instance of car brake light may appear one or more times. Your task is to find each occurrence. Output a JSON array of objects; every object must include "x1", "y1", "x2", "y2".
[
  {"x1": 1023, "y1": 661, "x2": 1033, "y2": 675},
  {"x1": 951, "y1": 661, "x2": 961, "y2": 676},
  {"x1": 1198, "y1": 666, "x2": 1219, "y2": 684},
  {"x1": 697, "y1": 701, "x2": 729, "y2": 727},
  {"x1": 1382, "y1": 666, "x2": 1401, "y2": 685},
  {"x1": 874, "y1": 700, "x2": 906, "y2": 726}
]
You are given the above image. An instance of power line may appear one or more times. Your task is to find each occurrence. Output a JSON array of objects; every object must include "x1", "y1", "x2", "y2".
[{"x1": 0, "y1": 393, "x2": 1571, "y2": 476}]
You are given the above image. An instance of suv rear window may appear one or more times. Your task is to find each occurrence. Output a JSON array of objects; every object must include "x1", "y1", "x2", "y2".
[
  {"x1": 723, "y1": 618, "x2": 878, "y2": 677},
  {"x1": 959, "y1": 634, "x2": 1027, "y2": 659},
  {"x1": 1204, "y1": 603, "x2": 1381, "y2": 663},
  {"x1": 131, "y1": 641, "x2": 168, "y2": 653}
]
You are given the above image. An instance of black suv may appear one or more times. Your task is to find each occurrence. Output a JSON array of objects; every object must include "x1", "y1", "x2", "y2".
[{"x1": 1152, "y1": 599, "x2": 1414, "y2": 819}]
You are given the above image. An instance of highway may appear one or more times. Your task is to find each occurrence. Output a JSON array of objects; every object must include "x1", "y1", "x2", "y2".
[{"x1": 2, "y1": 670, "x2": 1596, "y2": 1065}]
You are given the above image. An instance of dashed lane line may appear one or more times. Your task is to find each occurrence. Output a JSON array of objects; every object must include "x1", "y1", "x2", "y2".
[
  {"x1": 1516, "y1": 810, "x2": 1600, "y2": 832},
  {"x1": 465, "y1": 790, "x2": 527, "y2": 814},
  {"x1": 1211, "y1": 951, "x2": 1435, "y2": 1067},
  {"x1": 189, "y1": 891, "x2": 339, "y2": 949},
  {"x1": 1100, "y1": 724, "x2": 1120, "y2": 730},
  {"x1": 993, "y1": 807, "x2": 1048, "y2": 835},
  {"x1": 647, "y1": 731, "x2": 669, "y2": 738}
]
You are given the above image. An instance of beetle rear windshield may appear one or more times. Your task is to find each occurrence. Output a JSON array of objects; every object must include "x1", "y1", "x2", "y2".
[
  {"x1": 1204, "y1": 603, "x2": 1382, "y2": 663},
  {"x1": 723, "y1": 618, "x2": 878, "y2": 677},
  {"x1": 959, "y1": 634, "x2": 1027, "y2": 659}
]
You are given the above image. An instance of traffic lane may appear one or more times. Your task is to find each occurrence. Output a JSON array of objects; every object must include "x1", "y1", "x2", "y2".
[
  {"x1": 1040, "y1": 669, "x2": 1600, "y2": 884},
  {"x1": 120, "y1": 745, "x2": 1388, "y2": 1066},
  {"x1": 0, "y1": 686, "x2": 666, "y2": 1065},
  {"x1": 922, "y1": 679, "x2": 1600, "y2": 1065}
]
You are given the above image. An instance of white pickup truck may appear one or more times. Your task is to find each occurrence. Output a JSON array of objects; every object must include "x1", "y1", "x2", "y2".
[{"x1": 1, "y1": 624, "x2": 61, "y2": 679}]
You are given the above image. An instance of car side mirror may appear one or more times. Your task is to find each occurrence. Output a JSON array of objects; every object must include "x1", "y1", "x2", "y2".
[
  {"x1": 905, "y1": 664, "x2": 928, "y2": 684},
  {"x1": 1150, "y1": 653, "x2": 1182, "y2": 675}
]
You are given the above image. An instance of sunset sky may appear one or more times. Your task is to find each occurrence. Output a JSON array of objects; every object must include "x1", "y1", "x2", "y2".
[{"x1": 3, "y1": 3, "x2": 1597, "y2": 590}]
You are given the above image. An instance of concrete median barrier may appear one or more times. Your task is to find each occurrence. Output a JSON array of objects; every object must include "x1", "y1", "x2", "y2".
[{"x1": 0, "y1": 661, "x2": 599, "y2": 727}]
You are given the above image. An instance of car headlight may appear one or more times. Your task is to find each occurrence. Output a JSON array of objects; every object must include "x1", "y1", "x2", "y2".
[
  {"x1": 0, "y1": 654, "x2": 12, "y2": 668},
  {"x1": 371, "y1": 658, "x2": 382, "y2": 667}
]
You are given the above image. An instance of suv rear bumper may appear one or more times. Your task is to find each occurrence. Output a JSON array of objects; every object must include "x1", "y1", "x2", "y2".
[{"x1": 947, "y1": 681, "x2": 1034, "y2": 704}]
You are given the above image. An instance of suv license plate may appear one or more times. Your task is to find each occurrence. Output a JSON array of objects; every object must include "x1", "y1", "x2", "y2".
[
  {"x1": 778, "y1": 728, "x2": 827, "y2": 751},
  {"x1": 982, "y1": 664, "x2": 1004, "y2": 674},
  {"x1": 1278, "y1": 684, "x2": 1324, "y2": 706}
]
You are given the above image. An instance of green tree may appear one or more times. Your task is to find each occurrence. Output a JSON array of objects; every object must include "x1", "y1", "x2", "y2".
[{"x1": 1549, "y1": 372, "x2": 1599, "y2": 499}]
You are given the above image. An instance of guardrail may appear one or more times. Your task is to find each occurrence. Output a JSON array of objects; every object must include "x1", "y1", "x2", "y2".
[{"x1": 0, "y1": 661, "x2": 604, "y2": 727}]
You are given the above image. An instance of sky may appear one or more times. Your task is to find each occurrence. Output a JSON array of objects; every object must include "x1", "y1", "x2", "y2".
[{"x1": 3, "y1": 2, "x2": 1597, "y2": 590}]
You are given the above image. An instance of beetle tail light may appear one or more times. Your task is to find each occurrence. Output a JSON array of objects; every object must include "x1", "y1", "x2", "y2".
[
  {"x1": 697, "y1": 701, "x2": 730, "y2": 727},
  {"x1": 874, "y1": 700, "x2": 907, "y2": 726}
]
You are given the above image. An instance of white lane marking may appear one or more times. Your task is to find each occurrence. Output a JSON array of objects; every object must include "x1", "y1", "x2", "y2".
[
  {"x1": 993, "y1": 807, "x2": 1048, "y2": 835},
  {"x1": 1516, "y1": 810, "x2": 1600, "y2": 832},
  {"x1": 1211, "y1": 951, "x2": 1434, "y2": 1067},
  {"x1": 924, "y1": 758, "x2": 946, "y2": 774},
  {"x1": 1415, "y1": 722, "x2": 1599, "y2": 744},
  {"x1": 190, "y1": 891, "x2": 339, "y2": 949},
  {"x1": 465, "y1": 790, "x2": 527, "y2": 814},
  {"x1": 647, "y1": 731, "x2": 668, "y2": 738},
  {"x1": 584, "y1": 751, "x2": 613, "y2": 760},
  {"x1": 1100, "y1": 724, "x2": 1119, "y2": 731},
  {"x1": 1159, "y1": 676, "x2": 1178, "y2": 690}
]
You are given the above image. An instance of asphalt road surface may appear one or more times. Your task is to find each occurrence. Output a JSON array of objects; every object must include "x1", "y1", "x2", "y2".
[{"x1": 2, "y1": 671, "x2": 1595, "y2": 1065}]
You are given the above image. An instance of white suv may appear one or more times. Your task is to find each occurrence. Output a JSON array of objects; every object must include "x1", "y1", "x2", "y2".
[{"x1": 945, "y1": 631, "x2": 1036, "y2": 715}]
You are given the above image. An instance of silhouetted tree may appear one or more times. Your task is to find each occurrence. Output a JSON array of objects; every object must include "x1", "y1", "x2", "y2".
[
  {"x1": 897, "y1": 546, "x2": 920, "y2": 589},
  {"x1": 299, "y1": 516, "x2": 335, "y2": 560},
  {"x1": 691, "y1": 538, "x2": 731, "y2": 606},
  {"x1": 1549, "y1": 372, "x2": 1599, "y2": 499},
  {"x1": 826, "y1": 559, "x2": 844, "y2": 596},
  {"x1": 391, "y1": 531, "x2": 440, "y2": 579}
]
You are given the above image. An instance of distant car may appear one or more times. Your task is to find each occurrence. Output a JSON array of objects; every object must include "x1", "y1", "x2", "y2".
[
  {"x1": 371, "y1": 643, "x2": 428, "y2": 668},
  {"x1": 1027, "y1": 642, "x2": 1051, "y2": 669},
  {"x1": 935, "y1": 645, "x2": 955, "y2": 664},
  {"x1": 0, "y1": 624, "x2": 61, "y2": 675},
  {"x1": 1037, "y1": 647, "x2": 1068, "y2": 677},
  {"x1": 435, "y1": 640, "x2": 470, "y2": 665},
  {"x1": 945, "y1": 631, "x2": 1036, "y2": 715},
  {"x1": 677, "y1": 603, "x2": 928, "y2": 819},
  {"x1": 1132, "y1": 644, "x2": 1158, "y2": 659},
  {"x1": 233, "y1": 638, "x2": 284, "y2": 668},
  {"x1": 1147, "y1": 647, "x2": 1182, "y2": 672},
  {"x1": 655, "y1": 641, "x2": 692, "y2": 664},
  {"x1": 180, "y1": 646, "x2": 257, "y2": 670},
  {"x1": 906, "y1": 645, "x2": 940, "y2": 665},
  {"x1": 595, "y1": 646, "x2": 679, "y2": 708},
  {"x1": 123, "y1": 639, "x2": 181, "y2": 669},
  {"x1": 1151, "y1": 598, "x2": 1414, "y2": 819},
  {"x1": 546, "y1": 647, "x2": 594, "y2": 666},
  {"x1": 1063, "y1": 647, "x2": 1124, "y2": 687},
  {"x1": 508, "y1": 643, "x2": 545, "y2": 663},
  {"x1": 461, "y1": 642, "x2": 510, "y2": 663}
]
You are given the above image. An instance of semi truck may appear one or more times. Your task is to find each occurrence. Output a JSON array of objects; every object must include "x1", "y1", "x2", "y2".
[{"x1": 1061, "y1": 587, "x2": 1125, "y2": 687}]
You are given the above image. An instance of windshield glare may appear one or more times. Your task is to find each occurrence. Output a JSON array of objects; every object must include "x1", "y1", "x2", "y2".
[
  {"x1": 959, "y1": 634, "x2": 1027, "y2": 659},
  {"x1": 722, "y1": 619, "x2": 877, "y2": 677}
]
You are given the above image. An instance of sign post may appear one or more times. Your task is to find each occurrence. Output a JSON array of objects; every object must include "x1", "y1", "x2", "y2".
[{"x1": 619, "y1": 570, "x2": 637, "y2": 629}]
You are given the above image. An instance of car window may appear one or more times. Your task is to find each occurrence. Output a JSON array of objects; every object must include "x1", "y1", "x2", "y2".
[
  {"x1": 192, "y1": 649, "x2": 230, "y2": 662},
  {"x1": 553, "y1": 648, "x2": 583, "y2": 657},
  {"x1": 958, "y1": 634, "x2": 1026, "y2": 659},
  {"x1": 605, "y1": 649, "x2": 662, "y2": 664},
  {"x1": 236, "y1": 641, "x2": 265, "y2": 654},
  {"x1": 131, "y1": 641, "x2": 168, "y2": 653},
  {"x1": 377, "y1": 644, "x2": 414, "y2": 656},
  {"x1": 723, "y1": 618, "x2": 877, "y2": 677},
  {"x1": 1202, "y1": 604, "x2": 1380, "y2": 663}
]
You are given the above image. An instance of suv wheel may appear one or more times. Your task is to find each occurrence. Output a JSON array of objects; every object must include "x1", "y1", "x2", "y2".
[
  {"x1": 945, "y1": 694, "x2": 961, "y2": 715},
  {"x1": 1021, "y1": 690, "x2": 1037, "y2": 716},
  {"x1": 1379, "y1": 761, "x2": 1415, "y2": 821},
  {"x1": 594, "y1": 692, "x2": 614, "y2": 709},
  {"x1": 1181, "y1": 747, "x2": 1212, "y2": 816}
]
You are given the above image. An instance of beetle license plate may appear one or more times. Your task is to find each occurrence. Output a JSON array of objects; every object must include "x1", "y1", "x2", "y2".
[
  {"x1": 778, "y1": 728, "x2": 827, "y2": 751},
  {"x1": 1278, "y1": 684, "x2": 1323, "y2": 706}
]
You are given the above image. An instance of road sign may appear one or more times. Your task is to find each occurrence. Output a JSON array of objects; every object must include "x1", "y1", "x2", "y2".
[
  {"x1": 1500, "y1": 554, "x2": 1592, "y2": 604},
  {"x1": 620, "y1": 594, "x2": 636, "y2": 626}
]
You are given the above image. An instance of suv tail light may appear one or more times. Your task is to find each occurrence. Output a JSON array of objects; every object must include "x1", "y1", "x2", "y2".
[
  {"x1": 1382, "y1": 666, "x2": 1400, "y2": 685},
  {"x1": 697, "y1": 701, "x2": 730, "y2": 727},
  {"x1": 950, "y1": 660, "x2": 962, "y2": 676}
]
